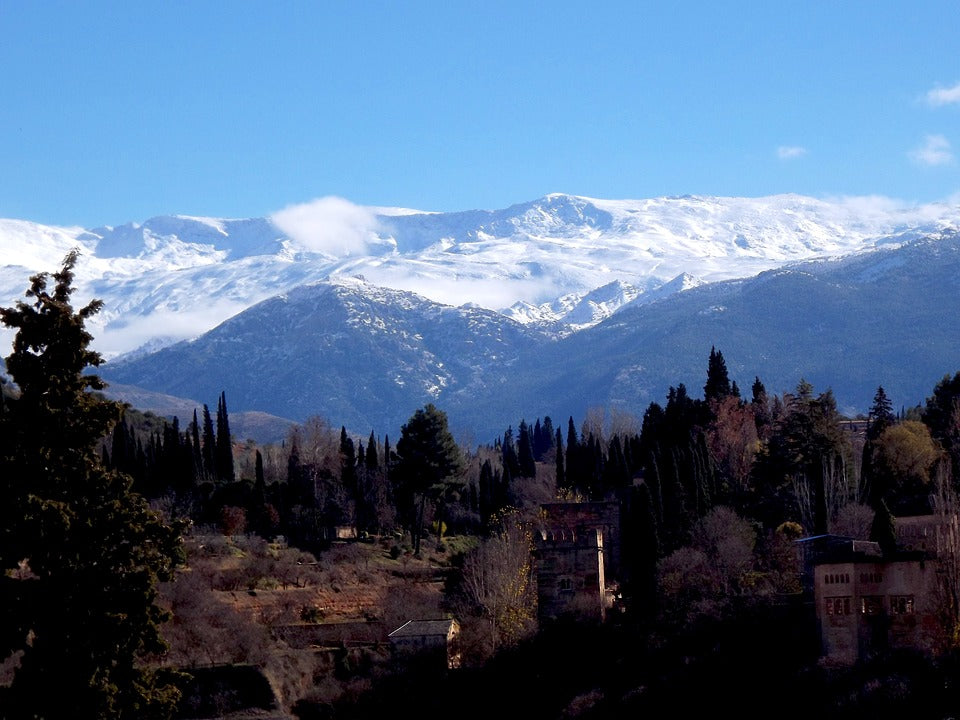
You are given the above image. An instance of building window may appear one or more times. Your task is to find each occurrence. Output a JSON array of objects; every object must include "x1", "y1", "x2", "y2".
[
  {"x1": 558, "y1": 578, "x2": 573, "y2": 593},
  {"x1": 890, "y1": 595, "x2": 915, "y2": 615},
  {"x1": 861, "y1": 596, "x2": 884, "y2": 615},
  {"x1": 825, "y1": 596, "x2": 852, "y2": 616}
]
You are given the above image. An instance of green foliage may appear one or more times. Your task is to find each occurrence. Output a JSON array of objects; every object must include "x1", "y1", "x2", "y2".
[
  {"x1": 395, "y1": 404, "x2": 464, "y2": 554},
  {"x1": 0, "y1": 251, "x2": 186, "y2": 719}
]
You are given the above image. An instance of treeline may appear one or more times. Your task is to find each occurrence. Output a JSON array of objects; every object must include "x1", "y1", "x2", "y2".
[{"x1": 105, "y1": 346, "x2": 960, "y2": 604}]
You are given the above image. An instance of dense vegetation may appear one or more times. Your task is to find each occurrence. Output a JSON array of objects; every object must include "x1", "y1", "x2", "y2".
[{"x1": 5, "y1": 252, "x2": 960, "y2": 718}]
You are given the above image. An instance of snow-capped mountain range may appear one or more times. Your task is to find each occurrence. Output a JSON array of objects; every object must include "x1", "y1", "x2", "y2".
[
  {"x1": 3, "y1": 193, "x2": 958, "y2": 358},
  {"x1": 3, "y1": 192, "x2": 960, "y2": 441}
]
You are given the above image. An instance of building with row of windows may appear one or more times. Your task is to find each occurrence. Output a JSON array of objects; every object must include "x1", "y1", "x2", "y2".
[{"x1": 807, "y1": 512, "x2": 956, "y2": 664}]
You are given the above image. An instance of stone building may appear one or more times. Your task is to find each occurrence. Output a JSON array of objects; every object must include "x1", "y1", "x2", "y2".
[
  {"x1": 535, "y1": 501, "x2": 621, "y2": 624},
  {"x1": 810, "y1": 513, "x2": 956, "y2": 664}
]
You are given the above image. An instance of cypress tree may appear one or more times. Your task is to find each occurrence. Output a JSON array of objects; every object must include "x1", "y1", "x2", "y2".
[
  {"x1": 366, "y1": 430, "x2": 379, "y2": 471},
  {"x1": 566, "y1": 416, "x2": 579, "y2": 490},
  {"x1": 190, "y1": 408, "x2": 202, "y2": 482},
  {"x1": 555, "y1": 427, "x2": 566, "y2": 492},
  {"x1": 201, "y1": 403, "x2": 216, "y2": 481},
  {"x1": 517, "y1": 419, "x2": 536, "y2": 478},
  {"x1": 215, "y1": 391, "x2": 234, "y2": 482}
]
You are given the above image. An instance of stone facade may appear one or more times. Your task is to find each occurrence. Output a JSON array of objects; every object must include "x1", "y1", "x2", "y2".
[
  {"x1": 535, "y1": 501, "x2": 621, "y2": 624},
  {"x1": 810, "y1": 513, "x2": 957, "y2": 664},
  {"x1": 814, "y1": 548, "x2": 940, "y2": 664}
]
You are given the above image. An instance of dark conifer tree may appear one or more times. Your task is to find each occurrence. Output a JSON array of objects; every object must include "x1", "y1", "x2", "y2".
[
  {"x1": 867, "y1": 386, "x2": 896, "y2": 442},
  {"x1": 201, "y1": 403, "x2": 216, "y2": 481},
  {"x1": 704, "y1": 345, "x2": 732, "y2": 403},
  {"x1": 395, "y1": 404, "x2": 463, "y2": 555},
  {"x1": 366, "y1": 430, "x2": 379, "y2": 470},
  {"x1": 517, "y1": 419, "x2": 536, "y2": 478},
  {"x1": 190, "y1": 408, "x2": 203, "y2": 481},
  {"x1": 555, "y1": 427, "x2": 566, "y2": 492},
  {"x1": 0, "y1": 251, "x2": 185, "y2": 717},
  {"x1": 215, "y1": 391, "x2": 234, "y2": 482},
  {"x1": 532, "y1": 418, "x2": 544, "y2": 461},
  {"x1": 340, "y1": 426, "x2": 358, "y2": 523},
  {"x1": 501, "y1": 426, "x2": 521, "y2": 480},
  {"x1": 478, "y1": 459, "x2": 495, "y2": 527},
  {"x1": 602, "y1": 434, "x2": 630, "y2": 493},
  {"x1": 541, "y1": 416, "x2": 555, "y2": 458},
  {"x1": 566, "y1": 416, "x2": 580, "y2": 491},
  {"x1": 255, "y1": 448, "x2": 265, "y2": 487}
]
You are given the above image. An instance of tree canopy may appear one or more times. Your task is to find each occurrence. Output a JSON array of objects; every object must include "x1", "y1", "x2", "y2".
[
  {"x1": 395, "y1": 403, "x2": 464, "y2": 553},
  {"x1": 0, "y1": 250, "x2": 186, "y2": 719}
]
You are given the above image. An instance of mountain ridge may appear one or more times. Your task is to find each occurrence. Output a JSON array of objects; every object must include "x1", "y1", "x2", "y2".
[
  {"x1": 99, "y1": 230, "x2": 960, "y2": 442},
  {"x1": 4, "y1": 192, "x2": 958, "y2": 360}
]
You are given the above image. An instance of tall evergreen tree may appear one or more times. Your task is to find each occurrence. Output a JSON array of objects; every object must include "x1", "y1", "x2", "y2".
[
  {"x1": 517, "y1": 419, "x2": 536, "y2": 479},
  {"x1": 566, "y1": 417, "x2": 580, "y2": 491},
  {"x1": 190, "y1": 408, "x2": 202, "y2": 482},
  {"x1": 532, "y1": 418, "x2": 544, "y2": 461},
  {"x1": 201, "y1": 403, "x2": 216, "y2": 481},
  {"x1": 541, "y1": 416, "x2": 555, "y2": 457},
  {"x1": 395, "y1": 404, "x2": 464, "y2": 555},
  {"x1": 704, "y1": 345, "x2": 732, "y2": 403},
  {"x1": 0, "y1": 251, "x2": 185, "y2": 718},
  {"x1": 555, "y1": 427, "x2": 566, "y2": 492},
  {"x1": 867, "y1": 386, "x2": 896, "y2": 442},
  {"x1": 215, "y1": 391, "x2": 234, "y2": 482},
  {"x1": 366, "y1": 430, "x2": 379, "y2": 471}
]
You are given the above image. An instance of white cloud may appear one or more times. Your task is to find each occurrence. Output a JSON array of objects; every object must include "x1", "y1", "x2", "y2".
[
  {"x1": 270, "y1": 196, "x2": 383, "y2": 256},
  {"x1": 909, "y1": 134, "x2": 954, "y2": 166},
  {"x1": 356, "y1": 264, "x2": 563, "y2": 310},
  {"x1": 90, "y1": 298, "x2": 251, "y2": 359},
  {"x1": 777, "y1": 146, "x2": 807, "y2": 160},
  {"x1": 926, "y1": 82, "x2": 960, "y2": 107}
]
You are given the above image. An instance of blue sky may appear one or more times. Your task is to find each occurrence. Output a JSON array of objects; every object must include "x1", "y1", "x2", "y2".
[{"x1": 1, "y1": 1, "x2": 958, "y2": 227}]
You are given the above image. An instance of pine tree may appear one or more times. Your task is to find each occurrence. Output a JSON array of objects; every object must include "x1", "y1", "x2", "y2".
[
  {"x1": 395, "y1": 404, "x2": 463, "y2": 555},
  {"x1": 0, "y1": 251, "x2": 185, "y2": 718},
  {"x1": 867, "y1": 386, "x2": 896, "y2": 442}
]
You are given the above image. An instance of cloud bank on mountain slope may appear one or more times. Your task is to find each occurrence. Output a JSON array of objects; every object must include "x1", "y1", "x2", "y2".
[{"x1": 270, "y1": 196, "x2": 383, "y2": 255}]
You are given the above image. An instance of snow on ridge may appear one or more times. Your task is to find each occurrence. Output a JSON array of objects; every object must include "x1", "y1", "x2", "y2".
[{"x1": 3, "y1": 192, "x2": 960, "y2": 357}]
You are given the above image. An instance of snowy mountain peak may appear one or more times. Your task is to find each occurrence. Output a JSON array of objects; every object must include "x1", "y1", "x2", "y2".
[{"x1": 4, "y1": 193, "x2": 960, "y2": 359}]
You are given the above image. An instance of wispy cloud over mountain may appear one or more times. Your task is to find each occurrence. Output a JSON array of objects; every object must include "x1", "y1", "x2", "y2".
[{"x1": 271, "y1": 196, "x2": 383, "y2": 255}]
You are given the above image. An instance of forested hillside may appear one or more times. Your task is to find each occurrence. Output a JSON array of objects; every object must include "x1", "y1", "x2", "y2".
[{"x1": 6, "y1": 253, "x2": 960, "y2": 719}]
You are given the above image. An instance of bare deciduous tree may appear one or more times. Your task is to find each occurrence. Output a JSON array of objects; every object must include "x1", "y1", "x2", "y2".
[{"x1": 453, "y1": 512, "x2": 536, "y2": 660}]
